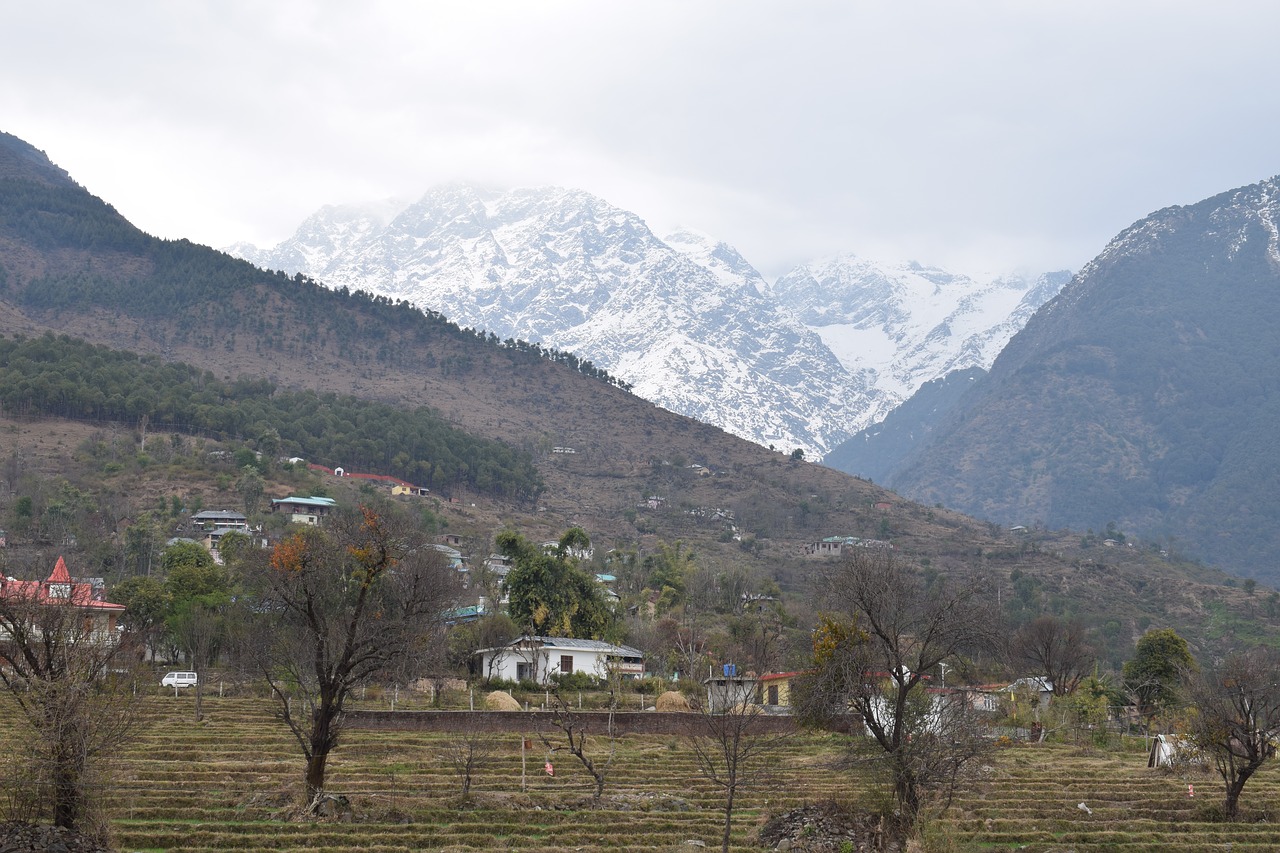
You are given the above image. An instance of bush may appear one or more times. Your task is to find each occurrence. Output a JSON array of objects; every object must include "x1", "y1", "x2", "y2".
[
  {"x1": 629, "y1": 677, "x2": 664, "y2": 695},
  {"x1": 550, "y1": 671, "x2": 599, "y2": 691},
  {"x1": 480, "y1": 677, "x2": 518, "y2": 693}
]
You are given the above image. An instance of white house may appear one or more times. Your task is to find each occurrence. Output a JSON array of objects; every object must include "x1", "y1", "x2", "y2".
[
  {"x1": 270, "y1": 495, "x2": 337, "y2": 525},
  {"x1": 474, "y1": 635, "x2": 644, "y2": 684}
]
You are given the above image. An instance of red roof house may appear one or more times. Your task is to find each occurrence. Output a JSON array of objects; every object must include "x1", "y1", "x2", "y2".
[{"x1": 0, "y1": 556, "x2": 125, "y2": 637}]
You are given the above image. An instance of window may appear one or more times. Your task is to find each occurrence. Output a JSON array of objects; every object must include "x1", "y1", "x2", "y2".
[
  {"x1": 560, "y1": 655, "x2": 574, "y2": 675},
  {"x1": 516, "y1": 662, "x2": 532, "y2": 682}
]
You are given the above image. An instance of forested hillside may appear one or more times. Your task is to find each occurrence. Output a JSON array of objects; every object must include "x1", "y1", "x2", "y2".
[{"x1": 0, "y1": 333, "x2": 542, "y2": 499}]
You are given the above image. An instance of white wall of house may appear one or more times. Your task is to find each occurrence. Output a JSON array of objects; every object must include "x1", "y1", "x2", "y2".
[
  {"x1": 477, "y1": 638, "x2": 643, "y2": 684},
  {"x1": 481, "y1": 645, "x2": 612, "y2": 684}
]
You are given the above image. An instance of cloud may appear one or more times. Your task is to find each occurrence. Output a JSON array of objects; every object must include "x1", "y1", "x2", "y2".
[{"x1": 3, "y1": 1, "x2": 1279, "y2": 279}]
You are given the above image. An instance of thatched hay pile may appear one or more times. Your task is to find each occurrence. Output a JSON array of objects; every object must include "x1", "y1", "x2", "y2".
[
  {"x1": 655, "y1": 691, "x2": 692, "y2": 712},
  {"x1": 484, "y1": 690, "x2": 522, "y2": 711}
]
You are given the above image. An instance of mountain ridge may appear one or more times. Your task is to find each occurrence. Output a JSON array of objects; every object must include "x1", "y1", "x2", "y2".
[
  {"x1": 885, "y1": 176, "x2": 1280, "y2": 580},
  {"x1": 231, "y1": 186, "x2": 1066, "y2": 455}
]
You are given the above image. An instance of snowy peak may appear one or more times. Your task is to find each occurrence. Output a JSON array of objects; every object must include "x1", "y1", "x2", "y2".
[
  {"x1": 231, "y1": 185, "x2": 867, "y2": 455},
  {"x1": 772, "y1": 255, "x2": 1068, "y2": 403},
  {"x1": 228, "y1": 185, "x2": 1066, "y2": 456}
]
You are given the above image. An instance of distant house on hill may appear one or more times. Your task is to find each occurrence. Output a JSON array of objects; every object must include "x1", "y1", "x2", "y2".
[
  {"x1": 474, "y1": 636, "x2": 645, "y2": 684},
  {"x1": 0, "y1": 556, "x2": 125, "y2": 641},
  {"x1": 803, "y1": 536, "x2": 893, "y2": 557},
  {"x1": 190, "y1": 510, "x2": 248, "y2": 531},
  {"x1": 270, "y1": 496, "x2": 337, "y2": 525}
]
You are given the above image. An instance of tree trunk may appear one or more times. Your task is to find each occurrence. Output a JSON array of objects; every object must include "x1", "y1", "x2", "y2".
[
  {"x1": 1224, "y1": 767, "x2": 1255, "y2": 820},
  {"x1": 894, "y1": 767, "x2": 921, "y2": 829},
  {"x1": 305, "y1": 750, "x2": 329, "y2": 803},
  {"x1": 1224, "y1": 781, "x2": 1242, "y2": 819},
  {"x1": 306, "y1": 701, "x2": 337, "y2": 801},
  {"x1": 52, "y1": 757, "x2": 84, "y2": 831},
  {"x1": 721, "y1": 782, "x2": 736, "y2": 853}
]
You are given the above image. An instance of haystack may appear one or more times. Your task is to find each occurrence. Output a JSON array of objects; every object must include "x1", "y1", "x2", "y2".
[
  {"x1": 655, "y1": 690, "x2": 692, "y2": 712},
  {"x1": 484, "y1": 690, "x2": 522, "y2": 711}
]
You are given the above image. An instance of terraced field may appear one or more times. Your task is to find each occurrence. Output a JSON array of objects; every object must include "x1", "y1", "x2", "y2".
[
  {"x1": 945, "y1": 740, "x2": 1280, "y2": 852},
  {"x1": 5, "y1": 695, "x2": 1280, "y2": 851}
]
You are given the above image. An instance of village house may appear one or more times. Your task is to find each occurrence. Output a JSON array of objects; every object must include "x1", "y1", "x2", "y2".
[
  {"x1": 474, "y1": 635, "x2": 645, "y2": 684},
  {"x1": 190, "y1": 509, "x2": 248, "y2": 531},
  {"x1": 757, "y1": 671, "x2": 804, "y2": 708},
  {"x1": 270, "y1": 495, "x2": 337, "y2": 525},
  {"x1": 703, "y1": 665, "x2": 757, "y2": 712},
  {"x1": 803, "y1": 535, "x2": 893, "y2": 557},
  {"x1": 0, "y1": 556, "x2": 125, "y2": 641}
]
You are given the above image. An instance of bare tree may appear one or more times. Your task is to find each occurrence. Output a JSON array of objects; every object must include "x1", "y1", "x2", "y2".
[
  {"x1": 241, "y1": 505, "x2": 458, "y2": 807},
  {"x1": 438, "y1": 717, "x2": 500, "y2": 800},
  {"x1": 688, "y1": 702, "x2": 790, "y2": 853},
  {"x1": 536, "y1": 676, "x2": 618, "y2": 801},
  {"x1": 1013, "y1": 615, "x2": 1095, "y2": 696},
  {"x1": 1185, "y1": 647, "x2": 1280, "y2": 819},
  {"x1": 796, "y1": 549, "x2": 1000, "y2": 829},
  {"x1": 0, "y1": 561, "x2": 140, "y2": 835}
]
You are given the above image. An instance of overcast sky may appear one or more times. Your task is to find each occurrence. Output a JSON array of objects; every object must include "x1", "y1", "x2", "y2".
[{"x1": 4, "y1": 1, "x2": 1279, "y2": 280}]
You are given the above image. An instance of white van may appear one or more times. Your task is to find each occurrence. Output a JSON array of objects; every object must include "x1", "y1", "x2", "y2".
[{"x1": 161, "y1": 671, "x2": 198, "y2": 689}]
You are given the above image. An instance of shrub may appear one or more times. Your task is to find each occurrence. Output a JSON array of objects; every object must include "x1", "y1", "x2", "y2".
[{"x1": 550, "y1": 671, "x2": 599, "y2": 691}]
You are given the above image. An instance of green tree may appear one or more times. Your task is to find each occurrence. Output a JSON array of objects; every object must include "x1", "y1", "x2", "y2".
[
  {"x1": 1123, "y1": 628, "x2": 1196, "y2": 726},
  {"x1": 644, "y1": 541, "x2": 694, "y2": 613},
  {"x1": 113, "y1": 575, "x2": 172, "y2": 656},
  {"x1": 124, "y1": 512, "x2": 163, "y2": 577},
  {"x1": 499, "y1": 527, "x2": 612, "y2": 640},
  {"x1": 235, "y1": 465, "x2": 265, "y2": 516}
]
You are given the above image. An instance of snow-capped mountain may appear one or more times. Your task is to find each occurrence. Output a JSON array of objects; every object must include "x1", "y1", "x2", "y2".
[
  {"x1": 771, "y1": 258, "x2": 1070, "y2": 427},
  {"x1": 228, "y1": 184, "x2": 1066, "y2": 455}
]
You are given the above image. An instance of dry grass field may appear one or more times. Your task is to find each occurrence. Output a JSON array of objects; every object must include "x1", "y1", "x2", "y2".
[{"x1": 5, "y1": 693, "x2": 1280, "y2": 852}]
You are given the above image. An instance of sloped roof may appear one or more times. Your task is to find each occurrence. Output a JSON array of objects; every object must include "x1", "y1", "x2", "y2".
[
  {"x1": 476, "y1": 635, "x2": 644, "y2": 659},
  {"x1": 272, "y1": 496, "x2": 338, "y2": 508},
  {"x1": 48, "y1": 555, "x2": 71, "y2": 584},
  {"x1": 0, "y1": 556, "x2": 125, "y2": 611}
]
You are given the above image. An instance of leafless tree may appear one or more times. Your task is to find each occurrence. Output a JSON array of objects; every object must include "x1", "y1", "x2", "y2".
[
  {"x1": 240, "y1": 505, "x2": 458, "y2": 807},
  {"x1": 1012, "y1": 615, "x2": 1094, "y2": 696},
  {"x1": 796, "y1": 548, "x2": 1000, "y2": 828},
  {"x1": 674, "y1": 606, "x2": 711, "y2": 681},
  {"x1": 536, "y1": 674, "x2": 618, "y2": 801},
  {"x1": 688, "y1": 702, "x2": 790, "y2": 853},
  {"x1": 437, "y1": 717, "x2": 500, "y2": 800},
  {"x1": 0, "y1": 571, "x2": 141, "y2": 835},
  {"x1": 1184, "y1": 647, "x2": 1280, "y2": 819}
]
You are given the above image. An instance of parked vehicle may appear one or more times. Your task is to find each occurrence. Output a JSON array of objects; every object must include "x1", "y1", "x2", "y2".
[{"x1": 161, "y1": 671, "x2": 198, "y2": 689}]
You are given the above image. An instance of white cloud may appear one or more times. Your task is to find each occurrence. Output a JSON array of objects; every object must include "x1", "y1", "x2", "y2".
[{"x1": 3, "y1": 1, "x2": 1279, "y2": 279}]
